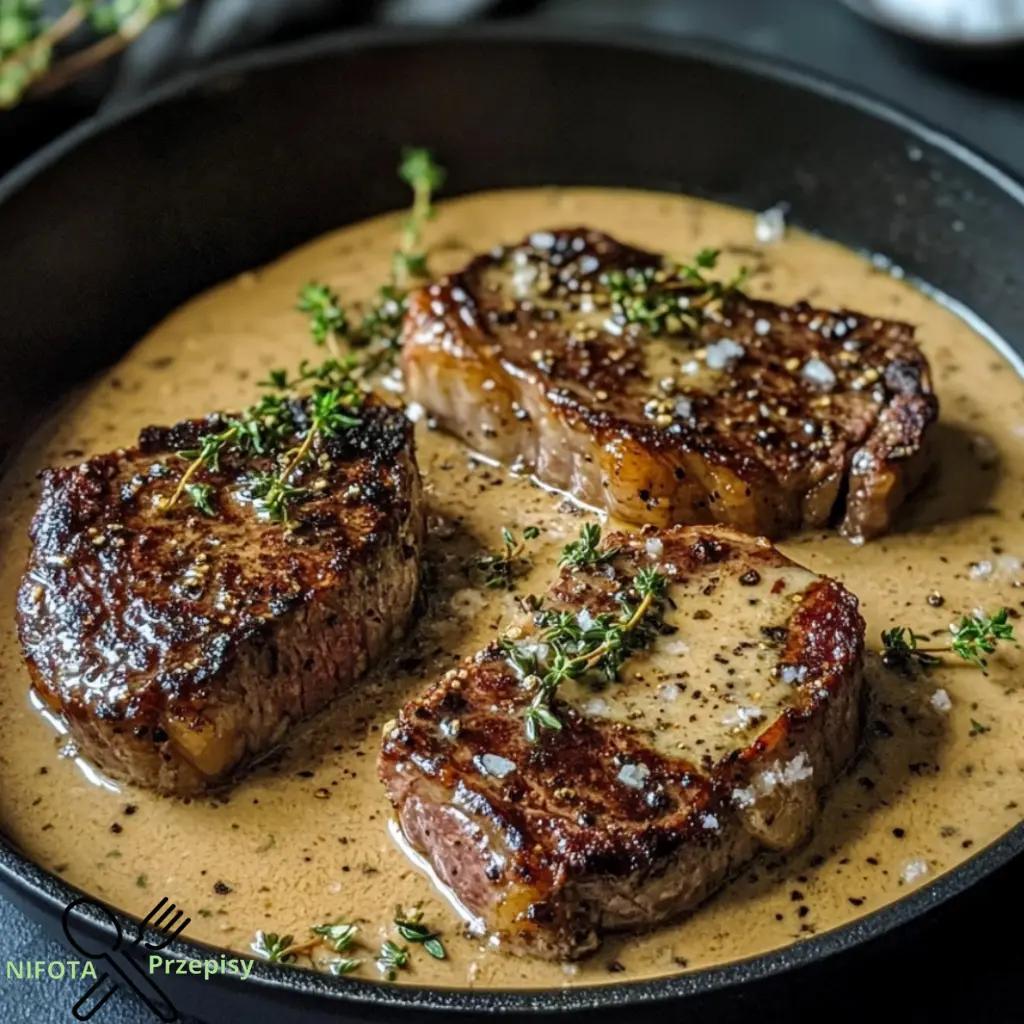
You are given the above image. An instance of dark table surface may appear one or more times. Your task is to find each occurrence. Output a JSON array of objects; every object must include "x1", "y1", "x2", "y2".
[{"x1": 2, "y1": 1, "x2": 1023, "y2": 1021}]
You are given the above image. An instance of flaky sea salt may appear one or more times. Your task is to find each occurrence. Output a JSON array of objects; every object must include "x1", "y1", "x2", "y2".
[
  {"x1": 755, "y1": 203, "x2": 788, "y2": 243},
  {"x1": 930, "y1": 689, "x2": 952, "y2": 713},
  {"x1": 644, "y1": 536, "x2": 665, "y2": 558},
  {"x1": 705, "y1": 338, "x2": 746, "y2": 371},
  {"x1": 779, "y1": 664, "x2": 808, "y2": 685},
  {"x1": 759, "y1": 752, "x2": 814, "y2": 793},
  {"x1": 802, "y1": 357, "x2": 837, "y2": 390},
  {"x1": 479, "y1": 753, "x2": 516, "y2": 778},
  {"x1": 901, "y1": 859, "x2": 930, "y2": 885},
  {"x1": 721, "y1": 705, "x2": 764, "y2": 729},
  {"x1": 732, "y1": 787, "x2": 756, "y2": 809},
  {"x1": 617, "y1": 763, "x2": 651, "y2": 789}
]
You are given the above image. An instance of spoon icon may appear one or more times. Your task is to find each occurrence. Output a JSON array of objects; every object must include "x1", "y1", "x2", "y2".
[{"x1": 61, "y1": 896, "x2": 183, "y2": 1022}]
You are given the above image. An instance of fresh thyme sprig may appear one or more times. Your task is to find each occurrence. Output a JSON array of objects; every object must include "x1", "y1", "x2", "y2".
[
  {"x1": 376, "y1": 939, "x2": 410, "y2": 981},
  {"x1": 297, "y1": 282, "x2": 349, "y2": 351},
  {"x1": 558, "y1": 522, "x2": 619, "y2": 570},
  {"x1": 252, "y1": 919, "x2": 362, "y2": 973},
  {"x1": 163, "y1": 362, "x2": 362, "y2": 521},
  {"x1": 601, "y1": 248, "x2": 747, "y2": 337},
  {"x1": 474, "y1": 526, "x2": 540, "y2": 589},
  {"x1": 394, "y1": 147, "x2": 447, "y2": 288},
  {"x1": 882, "y1": 608, "x2": 1017, "y2": 676},
  {"x1": 246, "y1": 383, "x2": 362, "y2": 523},
  {"x1": 504, "y1": 532, "x2": 668, "y2": 741},
  {"x1": 950, "y1": 608, "x2": 1016, "y2": 671},
  {"x1": 296, "y1": 148, "x2": 446, "y2": 376},
  {"x1": 250, "y1": 930, "x2": 296, "y2": 964},
  {"x1": 162, "y1": 389, "x2": 301, "y2": 513},
  {"x1": 311, "y1": 921, "x2": 358, "y2": 954},
  {"x1": 164, "y1": 147, "x2": 445, "y2": 521},
  {"x1": 880, "y1": 626, "x2": 942, "y2": 674},
  {"x1": 0, "y1": 1, "x2": 189, "y2": 109},
  {"x1": 393, "y1": 906, "x2": 446, "y2": 960}
]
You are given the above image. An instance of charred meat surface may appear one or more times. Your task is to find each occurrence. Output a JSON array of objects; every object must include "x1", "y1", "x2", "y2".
[
  {"x1": 379, "y1": 525, "x2": 865, "y2": 960},
  {"x1": 401, "y1": 228, "x2": 938, "y2": 540},
  {"x1": 18, "y1": 397, "x2": 424, "y2": 796}
]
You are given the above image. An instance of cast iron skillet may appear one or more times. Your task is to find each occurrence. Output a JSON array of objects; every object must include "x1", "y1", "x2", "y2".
[{"x1": 1, "y1": 23, "x2": 1023, "y2": 1024}]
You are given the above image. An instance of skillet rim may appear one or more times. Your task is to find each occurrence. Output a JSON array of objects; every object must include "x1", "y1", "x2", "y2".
[{"x1": 1, "y1": 22, "x2": 1022, "y2": 1015}]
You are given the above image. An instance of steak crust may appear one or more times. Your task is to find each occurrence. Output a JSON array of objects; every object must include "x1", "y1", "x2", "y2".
[
  {"x1": 18, "y1": 397, "x2": 424, "y2": 795},
  {"x1": 401, "y1": 228, "x2": 938, "y2": 540},
  {"x1": 379, "y1": 525, "x2": 865, "y2": 960}
]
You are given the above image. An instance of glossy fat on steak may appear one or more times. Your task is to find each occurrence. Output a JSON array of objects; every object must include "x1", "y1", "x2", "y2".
[
  {"x1": 17, "y1": 397, "x2": 424, "y2": 796},
  {"x1": 401, "y1": 228, "x2": 938, "y2": 541},
  {"x1": 379, "y1": 525, "x2": 865, "y2": 960}
]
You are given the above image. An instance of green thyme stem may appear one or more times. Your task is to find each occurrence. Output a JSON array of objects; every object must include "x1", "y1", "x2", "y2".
[
  {"x1": 162, "y1": 425, "x2": 238, "y2": 511},
  {"x1": 577, "y1": 590, "x2": 655, "y2": 673}
]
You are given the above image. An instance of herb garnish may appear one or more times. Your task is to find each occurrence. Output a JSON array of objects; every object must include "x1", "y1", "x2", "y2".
[
  {"x1": 394, "y1": 906, "x2": 446, "y2": 960},
  {"x1": 163, "y1": 147, "x2": 446, "y2": 523},
  {"x1": 251, "y1": 931, "x2": 297, "y2": 964},
  {"x1": 246, "y1": 382, "x2": 363, "y2": 522},
  {"x1": 504, "y1": 529, "x2": 668, "y2": 740},
  {"x1": 558, "y1": 522, "x2": 619, "y2": 570},
  {"x1": 969, "y1": 718, "x2": 990, "y2": 737},
  {"x1": 475, "y1": 526, "x2": 540, "y2": 589},
  {"x1": 296, "y1": 148, "x2": 446, "y2": 377},
  {"x1": 880, "y1": 626, "x2": 942, "y2": 674},
  {"x1": 601, "y1": 249, "x2": 746, "y2": 337},
  {"x1": 394, "y1": 147, "x2": 447, "y2": 287},
  {"x1": 330, "y1": 957, "x2": 361, "y2": 976},
  {"x1": 252, "y1": 920, "x2": 361, "y2": 970},
  {"x1": 183, "y1": 482, "x2": 216, "y2": 517},
  {"x1": 163, "y1": 361, "x2": 363, "y2": 522},
  {"x1": 311, "y1": 921, "x2": 358, "y2": 954},
  {"x1": 0, "y1": 1, "x2": 187, "y2": 110},
  {"x1": 882, "y1": 607, "x2": 1017, "y2": 676},
  {"x1": 376, "y1": 939, "x2": 410, "y2": 981}
]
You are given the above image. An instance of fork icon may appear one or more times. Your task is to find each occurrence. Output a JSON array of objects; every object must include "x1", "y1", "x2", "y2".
[{"x1": 62, "y1": 896, "x2": 189, "y2": 1022}]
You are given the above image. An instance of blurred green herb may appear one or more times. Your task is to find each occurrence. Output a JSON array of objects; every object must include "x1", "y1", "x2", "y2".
[
  {"x1": 474, "y1": 525, "x2": 540, "y2": 589},
  {"x1": 1, "y1": 1, "x2": 189, "y2": 109}
]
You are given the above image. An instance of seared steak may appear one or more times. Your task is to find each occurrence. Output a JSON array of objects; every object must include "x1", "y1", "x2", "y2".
[
  {"x1": 18, "y1": 397, "x2": 424, "y2": 796},
  {"x1": 379, "y1": 525, "x2": 865, "y2": 960},
  {"x1": 401, "y1": 228, "x2": 937, "y2": 540}
]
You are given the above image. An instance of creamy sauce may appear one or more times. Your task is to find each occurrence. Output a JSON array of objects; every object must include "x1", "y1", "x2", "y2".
[{"x1": 1, "y1": 189, "x2": 1023, "y2": 990}]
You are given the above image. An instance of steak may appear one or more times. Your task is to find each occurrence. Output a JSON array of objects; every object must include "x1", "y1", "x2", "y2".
[
  {"x1": 379, "y1": 524, "x2": 865, "y2": 960},
  {"x1": 17, "y1": 396, "x2": 424, "y2": 796},
  {"x1": 401, "y1": 228, "x2": 937, "y2": 541}
]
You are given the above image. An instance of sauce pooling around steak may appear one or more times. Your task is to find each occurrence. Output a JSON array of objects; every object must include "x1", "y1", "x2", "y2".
[{"x1": 0, "y1": 188, "x2": 1022, "y2": 990}]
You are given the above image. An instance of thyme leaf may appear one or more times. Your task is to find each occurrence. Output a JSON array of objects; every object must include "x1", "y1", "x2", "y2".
[
  {"x1": 250, "y1": 931, "x2": 296, "y2": 964},
  {"x1": 558, "y1": 522, "x2": 619, "y2": 570},
  {"x1": 393, "y1": 908, "x2": 447, "y2": 960},
  {"x1": 507, "y1": 527, "x2": 668, "y2": 740},
  {"x1": 311, "y1": 921, "x2": 358, "y2": 954},
  {"x1": 376, "y1": 939, "x2": 410, "y2": 981},
  {"x1": 330, "y1": 957, "x2": 362, "y2": 976},
  {"x1": 880, "y1": 626, "x2": 942, "y2": 675},
  {"x1": 183, "y1": 482, "x2": 215, "y2": 517},
  {"x1": 950, "y1": 608, "x2": 1016, "y2": 672},
  {"x1": 474, "y1": 525, "x2": 540, "y2": 589},
  {"x1": 882, "y1": 608, "x2": 1016, "y2": 677},
  {"x1": 601, "y1": 249, "x2": 746, "y2": 338}
]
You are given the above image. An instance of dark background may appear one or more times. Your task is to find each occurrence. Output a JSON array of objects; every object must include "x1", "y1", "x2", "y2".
[{"x1": 1, "y1": 1, "x2": 1023, "y2": 1021}]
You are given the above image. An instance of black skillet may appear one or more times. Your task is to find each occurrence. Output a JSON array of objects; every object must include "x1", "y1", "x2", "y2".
[{"x1": 1, "y1": 24, "x2": 1023, "y2": 1024}]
